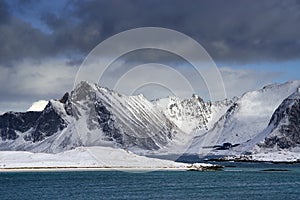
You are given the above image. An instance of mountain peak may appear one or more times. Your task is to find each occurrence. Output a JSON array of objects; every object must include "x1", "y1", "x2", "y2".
[
  {"x1": 74, "y1": 80, "x2": 97, "y2": 91},
  {"x1": 191, "y1": 94, "x2": 203, "y2": 102},
  {"x1": 71, "y1": 81, "x2": 100, "y2": 102}
]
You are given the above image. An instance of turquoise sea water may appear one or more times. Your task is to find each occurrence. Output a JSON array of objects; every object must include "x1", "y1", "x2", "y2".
[{"x1": 1, "y1": 163, "x2": 300, "y2": 200}]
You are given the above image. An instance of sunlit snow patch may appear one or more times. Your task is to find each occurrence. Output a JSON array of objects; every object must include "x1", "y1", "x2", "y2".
[{"x1": 27, "y1": 100, "x2": 48, "y2": 111}]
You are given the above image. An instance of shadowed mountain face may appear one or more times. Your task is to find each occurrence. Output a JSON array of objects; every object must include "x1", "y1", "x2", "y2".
[
  {"x1": 260, "y1": 91, "x2": 300, "y2": 149},
  {"x1": 0, "y1": 103, "x2": 67, "y2": 143},
  {"x1": 0, "y1": 112, "x2": 41, "y2": 141}
]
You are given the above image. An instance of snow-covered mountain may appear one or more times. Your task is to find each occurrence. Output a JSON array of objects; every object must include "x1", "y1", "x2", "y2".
[
  {"x1": 27, "y1": 100, "x2": 48, "y2": 112},
  {"x1": 153, "y1": 95, "x2": 234, "y2": 155},
  {"x1": 1, "y1": 80, "x2": 300, "y2": 161},
  {"x1": 154, "y1": 95, "x2": 233, "y2": 133},
  {"x1": 0, "y1": 81, "x2": 233, "y2": 154},
  {"x1": 0, "y1": 81, "x2": 184, "y2": 153},
  {"x1": 0, "y1": 146, "x2": 190, "y2": 169},
  {"x1": 186, "y1": 80, "x2": 300, "y2": 156},
  {"x1": 254, "y1": 89, "x2": 300, "y2": 152}
]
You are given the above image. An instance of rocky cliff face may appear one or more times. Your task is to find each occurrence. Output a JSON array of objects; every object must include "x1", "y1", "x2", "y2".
[
  {"x1": 0, "y1": 101, "x2": 67, "y2": 143},
  {"x1": 259, "y1": 90, "x2": 300, "y2": 149},
  {"x1": 0, "y1": 111, "x2": 41, "y2": 141}
]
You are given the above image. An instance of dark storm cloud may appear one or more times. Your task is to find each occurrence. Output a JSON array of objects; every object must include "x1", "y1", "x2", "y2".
[
  {"x1": 1, "y1": 0, "x2": 300, "y2": 65},
  {"x1": 0, "y1": 18, "x2": 54, "y2": 65},
  {"x1": 0, "y1": 0, "x2": 9, "y2": 23},
  {"x1": 50, "y1": 0, "x2": 300, "y2": 63}
]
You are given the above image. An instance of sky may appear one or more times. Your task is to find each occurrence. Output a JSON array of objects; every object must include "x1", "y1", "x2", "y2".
[{"x1": 0, "y1": 0, "x2": 300, "y2": 112}]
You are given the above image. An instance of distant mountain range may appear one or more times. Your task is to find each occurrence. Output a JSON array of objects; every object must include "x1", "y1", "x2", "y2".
[{"x1": 1, "y1": 80, "x2": 300, "y2": 160}]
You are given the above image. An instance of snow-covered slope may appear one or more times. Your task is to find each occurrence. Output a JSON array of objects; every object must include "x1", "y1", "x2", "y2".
[
  {"x1": 0, "y1": 146, "x2": 189, "y2": 169},
  {"x1": 251, "y1": 89, "x2": 300, "y2": 153},
  {"x1": 187, "y1": 81, "x2": 300, "y2": 156},
  {"x1": 27, "y1": 100, "x2": 48, "y2": 111},
  {"x1": 63, "y1": 81, "x2": 179, "y2": 151},
  {"x1": 0, "y1": 81, "x2": 180, "y2": 153},
  {"x1": 229, "y1": 87, "x2": 300, "y2": 159},
  {"x1": 153, "y1": 96, "x2": 234, "y2": 155}
]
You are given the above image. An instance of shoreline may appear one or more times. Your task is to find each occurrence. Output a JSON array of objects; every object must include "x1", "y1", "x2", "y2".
[
  {"x1": 0, "y1": 166, "x2": 191, "y2": 172},
  {"x1": 0, "y1": 163, "x2": 224, "y2": 172}
]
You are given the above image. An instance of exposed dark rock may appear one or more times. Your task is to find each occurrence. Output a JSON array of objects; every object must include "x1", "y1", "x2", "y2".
[
  {"x1": 0, "y1": 112, "x2": 41, "y2": 141},
  {"x1": 59, "y1": 92, "x2": 69, "y2": 104},
  {"x1": 261, "y1": 94, "x2": 300, "y2": 149},
  {"x1": 30, "y1": 102, "x2": 67, "y2": 142}
]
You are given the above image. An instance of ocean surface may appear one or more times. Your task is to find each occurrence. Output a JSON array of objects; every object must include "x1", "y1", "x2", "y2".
[{"x1": 1, "y1": 163, "x2": 300, "y2": 200}]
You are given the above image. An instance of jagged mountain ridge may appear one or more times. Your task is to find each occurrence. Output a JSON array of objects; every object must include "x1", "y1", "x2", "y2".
[
  {"x1": 154, "y1": 95, "x2": 233, "y2": 133},
  {"x1": 1, "y1": 81, "x2": 229, "y2": 153},
  {"x1": 1, "y1": 80, "x2": 300, "y2": 157},
  {"x1": 0, "y1": 81, "x2": 180, "y2": 152}
]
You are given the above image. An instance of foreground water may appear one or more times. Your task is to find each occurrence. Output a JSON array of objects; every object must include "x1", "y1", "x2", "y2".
[{"x1": 1, "y1": 163, "x2": 300, "y2": 200}]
